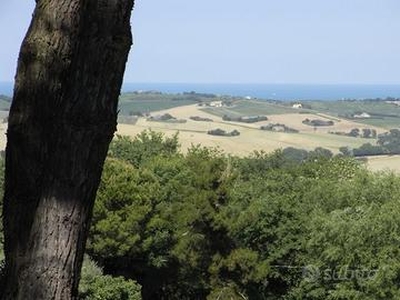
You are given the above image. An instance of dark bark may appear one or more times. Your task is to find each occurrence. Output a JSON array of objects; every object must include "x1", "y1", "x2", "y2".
[{"x1": 1, "y1": 0, "x2": 134, "y2": 299}]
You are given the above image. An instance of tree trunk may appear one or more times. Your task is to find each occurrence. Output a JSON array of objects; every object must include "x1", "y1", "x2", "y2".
[{"x1": 1, "y1": 0, "x2": 134, "y2": 299}]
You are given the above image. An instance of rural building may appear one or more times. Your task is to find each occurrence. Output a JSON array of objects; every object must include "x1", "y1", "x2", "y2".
[
  {"x1": 353, "y1": 112, "x2": 371, "y2": 119},
  {"x1": 292, "y1": 103, "x2": 303, "y2": 109},
  {"x1": 209, "y1": 101, "x2": 223, "y2": 108},
  {"x1": 386, "y1": 100, "x2": 400, "y2": 106}
]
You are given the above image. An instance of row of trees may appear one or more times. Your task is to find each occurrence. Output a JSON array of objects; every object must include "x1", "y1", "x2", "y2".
[
  {"x1": 302, "y1": 118, "x2": 334, "y2": 127},
  {"x1": 346, "y1": 129, "x2": 400, "y2": 156},
  {"x1": 207, "y1": 128, "x2": 240, "y2": 136},
  {"x1": 222, "y1": 115, "x2": 268, "y2": 123},
  {"x1": 330, "y1": 128, "x2": 377, "y2": 138}
]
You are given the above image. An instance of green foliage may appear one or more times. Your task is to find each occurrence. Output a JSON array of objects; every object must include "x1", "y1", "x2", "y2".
[
  {"x1": 3, "y1": 129, "x2": 400, "y2": 299},
  {"x1": 80, "y1": 275, "x2": 141, "y2": 300},
  {"x1": 339, "y1": 146, "x2": 353, "y2": 156},
  {"x1": 92, "y1": 134, "x2": 400, "y2": 299},
  {"x1": 79, "y1": 256, "x2": 141, "y2": 300},
  {"x1": 280, "y1": 146, "x2": 333, "y2": 164},
  {"x1": 377, "y1": 129, "x2": 400, "y2": 154},
  {"x1": 207, "y1": 128, "x2": 240, "y2": 136},
  {"x1": 89, "y1": 142, "x2": 234, "y2": 299},
  {"x1": 351, "y1": 128, "x2": 400, "y2": 156},
  {"x1": 118, "y1": 91, "x2": 217, "y2": 116},
  {"x1": 353, "y1": 143, "x2": 386, "y2": 156},
  {"x1": 302, "y1": 118, "x2": 334, "y2": 127},
  {"x1": 306, "y1": 99, "x2": 400, "y2": 128},
  {"x1": 222, "y1": 114, "x2": 268, "y2": 123},
  {"x1": 108, "y1": 130, "x2": 180, "y2": 167}
]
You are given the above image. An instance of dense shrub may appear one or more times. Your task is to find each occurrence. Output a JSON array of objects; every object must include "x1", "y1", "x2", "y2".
[
  {"x1": 222, "y1": 115, "x2": 268, "y2": 123},
  {"x1": 87, "y1": 132, "x2": 400, "y2": 299},
  {"x1": 2, "y1": 131, "x2": 400, "y2": 299},
  {"x1": 260, "y1": 123, "x2": 299, "y2": 133},
  {"x1": 79, "y1": 256, "x2": 141, "y2": 300},
  {"x1": 302, "y1": 118, "x2": 334, "y2": 126},
  {"x1": 207, "y1": 128, "x2": 240, "y2": 136}
]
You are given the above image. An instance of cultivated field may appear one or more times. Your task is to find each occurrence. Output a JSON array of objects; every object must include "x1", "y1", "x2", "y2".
[
  {"x1": 366, "y1": 155, "x2": 400, "y2": 173},
  {"x1": 0, "y1": 95, "x2": 399, "y2": 172},
  {"x1": 117, "y1": 104, "x2": 380, "y2": 156}
]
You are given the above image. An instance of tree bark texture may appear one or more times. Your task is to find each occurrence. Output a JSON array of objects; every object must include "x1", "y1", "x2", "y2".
[{"x1": 1, "y1": 0, "x2": 134, "y2": 299}]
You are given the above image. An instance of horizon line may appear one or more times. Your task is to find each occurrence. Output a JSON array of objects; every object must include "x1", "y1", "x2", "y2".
[{"x1": 1, "y1": 81, "x2": 400, "y2": 86}]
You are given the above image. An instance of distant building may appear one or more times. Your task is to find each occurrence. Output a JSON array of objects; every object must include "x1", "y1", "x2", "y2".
[
  {"x1": 245, "y1": 96, "x2": 252, "y2": 100},
  {"x1": 209, "y1": 101, "x2": 223, "y2": 108},
  {"x1": 386, "y1": 100, "x2": 400, "y2": 106},
  {"x1": 353, "y1": 112, "x2": 371, "y2": 119},
  {"x1": 292, "y1": 103, "x2": 303, "y2": 109}
]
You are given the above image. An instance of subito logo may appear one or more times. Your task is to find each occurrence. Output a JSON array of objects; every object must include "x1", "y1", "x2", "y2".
[{"x1": 302, "y1": 265, "x2": 321, "y2": 282}]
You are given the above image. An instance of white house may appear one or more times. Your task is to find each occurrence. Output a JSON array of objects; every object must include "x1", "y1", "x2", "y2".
[
  {"x1": 292, "y1": 103, "x2": 303, "y2": 109},
  {"x1": 209, "y1": 101, "x2": 223, "y2": 108},
  {"x1": 353, "y1": 112, "x2": 371, "y2": 119}
]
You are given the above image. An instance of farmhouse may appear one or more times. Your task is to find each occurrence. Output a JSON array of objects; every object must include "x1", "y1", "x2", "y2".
[
  {"x1": 209, "y1": 101, "x2": 223, "y2": 108},
  {"x1": 292, "y1": 103, "x2": 303, "y2": 109},
  {"x1": 353, "y1": 112, "x2": 371, "y2": 119}
]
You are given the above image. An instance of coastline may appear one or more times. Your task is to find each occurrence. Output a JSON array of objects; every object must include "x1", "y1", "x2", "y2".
[{"x1": 1, "y1": 81, "x2": 400, "y2": 101}]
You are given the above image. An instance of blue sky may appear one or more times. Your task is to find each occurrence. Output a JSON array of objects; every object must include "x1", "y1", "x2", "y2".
[{"x1": 0, "y1": 0, "x2": 399, "y2": 84}]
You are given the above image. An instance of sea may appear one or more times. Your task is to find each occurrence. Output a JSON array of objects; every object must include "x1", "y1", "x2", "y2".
[{"x1": 1, "y1": 81, "x2": 400, "y2": 101}]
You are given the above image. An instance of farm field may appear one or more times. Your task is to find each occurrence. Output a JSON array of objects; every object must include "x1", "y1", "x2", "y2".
[
  {"x1": 117, "y1": 91, "x2": 219, "y2": 115},
  {"x1": 201, "y1": 99, "x2": 299, "y2": 116},
  {"x1": 117, "y1": 103, "x2": 378, "y2": 155},
  {"x1": 1, "y1": 92, "x2": 400, "y2": 172},
  {"x1": 114, "y1": 97, "x2": 400, "y2": 173},
  {"x1": 306, "y1": 99, "x2": 400, "y2": 128},
  {"x1": 366, "y1": 155, "x2": 400, "y2": 173}
]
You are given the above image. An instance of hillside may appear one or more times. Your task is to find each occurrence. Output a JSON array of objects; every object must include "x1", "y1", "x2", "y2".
[
  {"x1": 1, "y1": 91, "x2": 400, "y2": 171},
  {"x1": 117, "y1": 102, "x2": 383, "y2": 156},
  {"x1": 113, "y1": 93, "x2": 400, "y2": 172}
]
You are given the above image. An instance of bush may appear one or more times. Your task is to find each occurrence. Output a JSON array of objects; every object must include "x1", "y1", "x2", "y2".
[
  {"x1": 79, "y1": 256, "x2": 141, "y2": 300},
  {"x1": 79, "y1": 275, "x2": 141, "y2": 300},
  {"x1": 260, "y1": 123, "x2": 299, "y2": 133},
  {"x1": 302, "y1": 118, "x2": 334, "y2": 126},
  {"x1": 108, "y1": 130, "x2": 180, "y2": 167},
  {"x1": 190, "y1": 116, "x2": 213, "y2": 122},
  {"x1": 353, "y1": 143, "x2": 386, "y2": 156},
  {"x1": 223, "y1": 115, "x2": 268, "y2": 123},
  {"x1": 207, "y1": 128, "x2": 240, "y2": 137}
]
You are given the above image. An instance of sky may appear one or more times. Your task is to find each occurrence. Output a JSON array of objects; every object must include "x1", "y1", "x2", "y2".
[{"x1": 0, "y1": 0, "x2": 399, "y2": 84}]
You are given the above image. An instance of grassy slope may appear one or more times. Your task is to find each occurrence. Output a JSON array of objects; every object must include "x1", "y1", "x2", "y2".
[
  {"x1": 202, "y1": 100, "x2": 298, "y2": 117},
  {"x1": 367, "y1": 155, "x2": 400, "y2": 173},
  {"x1": 306, "y1": 100, "x2": 400, "y2": 128},
  {"x1": 118, "y1": 92, "x2": 221, "y2": 115},
  {"x1": 1, "y1": 91, "x2": 397, "y2": 171},
  {"x1": 117, "y1": 100, "x2": 377, "y2": 156}
]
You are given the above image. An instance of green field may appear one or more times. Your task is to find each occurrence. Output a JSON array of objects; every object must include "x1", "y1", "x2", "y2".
[
  {"x1": 305, "y1": 100, "x2": 400, "y2": 128},
  {"x1": 118, "y1": 92, "x2": 199, "y2": 115},
  {"x1": 202, "y1": 100, "x2": 299, "y2": 117}
]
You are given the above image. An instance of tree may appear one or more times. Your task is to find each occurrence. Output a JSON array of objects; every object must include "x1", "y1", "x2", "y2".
[
  {"x1": 349, "y1": 128, "x2": 360, "y2": 137},
  {"x1": 362, "y1": 128, "x2": 371, "y2": 138},
  {"x1": 339, "y1": 146, "x2": 352, "y2": 157},
  {"x1": 1, "y1": 0, "x2": 134, "y2": 299}
]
